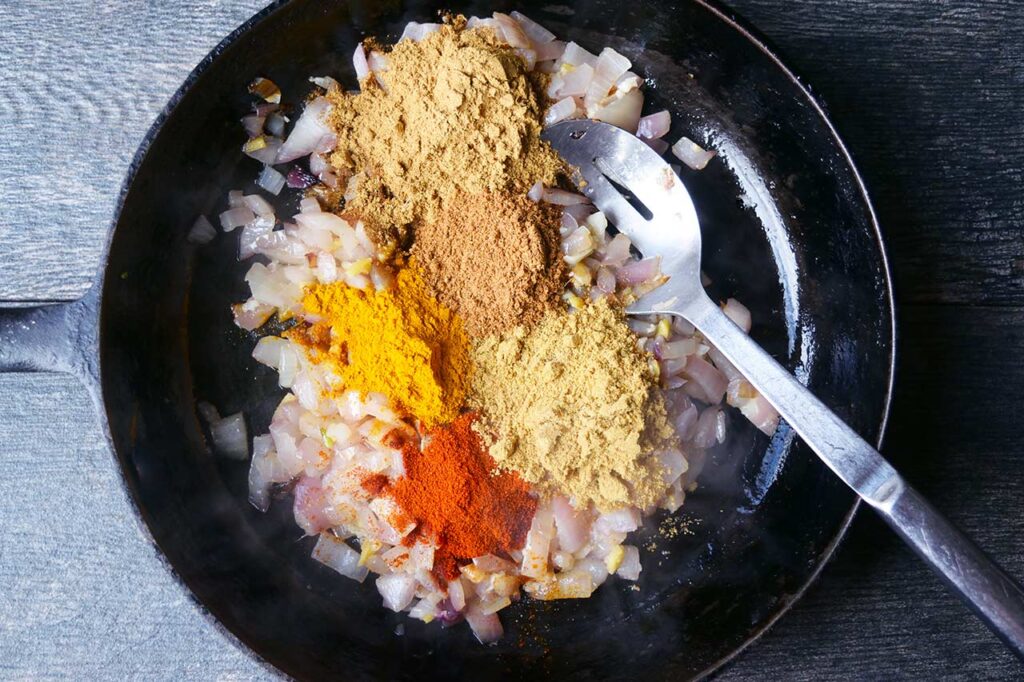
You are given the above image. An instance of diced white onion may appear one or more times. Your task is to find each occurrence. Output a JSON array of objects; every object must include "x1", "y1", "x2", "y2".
[
  {"x1": 637, "y1": 110, "x2": 671, "y2": 139},
  {"x1": 188, "y1": 215, "x2": 217, "y2": 245},
  {"x1": 399, "y1": 22, "x2": 442, "y2": 43},
  {"x1": 241, "y1": 114, "x2": 265, "y2": 138},
  {"x1": 527, "y1": 180, "x2": 544, "y2": 202},
  {"x1": 313, "y1": 533, "x2": 369, "y2": 582},
  {"x1": 243, "y1": 194, "x2": 275, "y2": 217},
  {"x1": 535, "y1": 39, "x2": 566, "y2": 62},
  {"x1": 377, "y1": 573, "x2": 417, "y2": 612},
  {"x1": 276, "y1": 97, "x2": 334, "y2": 164},
  {"x1": 671, "y1": 136, "x2": 717, "y2": 170},
  {"x1": 257, "y1": 166, "x2": 286, "y2": 196},
  {"x1": 492, "y1": 13, "x2": 531, "y2": 49},
  {"x1": 542, "y1": 187, "x2": 588, "y2": 205},
  {"x1": 510, "y1": 11, "x2": 556, "y2": 44},
  {"x1": 591, "y1": 87, "x2": 644, "y2": 133},
  {"x1": 616, "y1": 545, "x2": 642, "y2": 581},
  {"x1": 722, "y1": 298, "x2": 752, "y2": 332},
  {"x1": 219, "y1": 206, "x2": 255, "y2": 232},
  {"x1": 353, "y1": 44, "x2": 370, "y2": 82},
  {"x1": 210, "y1": 412, "x2": 249, "y2": 460},
  {"x1": 466, "y1": 607, "x2": 503, "y2": 644},
  {"x1": 544, "y1": 96, "x2": 577, "y2": 126}
]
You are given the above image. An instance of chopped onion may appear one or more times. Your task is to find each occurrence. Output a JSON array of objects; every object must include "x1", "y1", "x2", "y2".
[
  {"x1": 657, "y1": 448, "x2": 688, "y2": 486},
  {"x1": 561, "y1": 226, "x2": 595, "y2": 265},
  {"x1": 276, "y1": 97, "x2": 333, "y2": 164},
  {"x1": 188, "y1": 215, "x2": 216, "y2": 245},
  {"x1": 293, "y1": 476, "x2": 331, "y2": 535},
  {"x1": 602, "y1": 233, "x2": 633, "y2": 266},
  {"x1": 238, "y1": 216, "x2": 275, "y2": 259},
  {"x1": 552, "y1": 496, "x2": 589, "y2": 553},
  {"x1": 448, "y1": 578, "x2": 467, "y2": 611},
  {"x1": 681, "y1": 355, "x2": 728, "y2": 404},
  {"x1": 265, "y1": 113, "x2": 286, "y2": 137},
  {"x1": 535, "y1": 39, "x2": 566, "y2": 62},
  {"x1": 210, "y1": 412, "x2": 248, "y2": 460},
  {"x1": 514, "y1": 48, "x2": 536, "y2": 71},
  {"x1": 254, "y1": 164, "x2": 287, "y2": 194},
  {"x1": 353, "y1": 44, "x2": 370, "y2": 82},
  {"x1": 367, "y1": 51, "x2": 389, "y2": 74},
  {"x1": 521, "y1": 506, "x2": 554, "y2": 578},
  {"x1": 309, "y1": 75, "x2": 341, "y2": 92},
  {"x1": 248, "y1": 437, "x2": 284, "y2": 511},
  {"x1": 243, "y1": 136, "x2": 282, "y2": 165},
  {"x1": 241, "y1": 114, "x2": 265, "y2": 138},
  {"x1": 596, "y1": 507, "x2": 641, "y2": 533},
  {"x1": 527, "y1": 180, "x2": 544, "y2": 202},
  {"x1": 492, "y1": 13, "x2": 531, "y2": 49},
  {"x1": 672, "y1": 136, "x2": 717, "y2": 171},
  {"x1": 231, "y1": 299, "x2": 274, "y2": 330},
  {"x1": 692, "y1": 406, "x2": 723, "y2": 448},
  {"x1": 544, "y1": 96, "x2": 577, "y2": 126},
  {"x1": 596, "y1": 266, "x2": 616, "y2": 294},
  {"x1": 219, "y1": 206, "x2": 255, "y2": 232},
  {"x1": 550, "y1": 62, "x2": 593, "y2": 98},
  {"x1": 377, "y1": 573, "x2": 417, "y2": 612},
  {"x1": 585, "y1": 47, "x2": 632, "y2": 111},
  {"x1": 243, "y1": 194, "x2": 275, "y2": 217},
  {"x1": 722, "y1": 298, "x2": 752, "y2": 332},
  {"x1": 542, "y1": 187, "x2": 588, "y2": 205},
  {"x1": 559, "y1": 41, "x2": 598, "y2": 68},
  {"x1": 313, "y1": 533, "x2": 368, "y2": 582},
  {"x1": 248, "y1": 77, "x2": 281, "y2": 104},
  {"x1": 615, "y1": 256, "x2": 662, "y2": 285},
  {"x1": 510, "y1": 11, "x2": 555, "y2": 44},
  {"x1": 466, "y1": 607, "x2": 503, "y2": 644},
  {"x1": 591, "y1": 87, "x2": 644, "y2": 133},
  {"x1": 637, "y1": 110, "x2": 671, "y2": 139},
  {"x1": 616, "y1": 545, "x2": 642, "y2": 581},
  {"x1": 399, "y1": 22, "x2": 442, "y2": 43}
]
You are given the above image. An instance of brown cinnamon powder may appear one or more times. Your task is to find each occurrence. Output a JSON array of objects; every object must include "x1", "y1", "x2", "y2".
[{"x1": 412, "y1": 192, "x2": 567, "y2": 337}]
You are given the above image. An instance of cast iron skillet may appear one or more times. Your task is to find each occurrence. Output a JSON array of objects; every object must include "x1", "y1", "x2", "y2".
[{"x1": 0, "y1": 0, "x2": 895, "y2": 678}]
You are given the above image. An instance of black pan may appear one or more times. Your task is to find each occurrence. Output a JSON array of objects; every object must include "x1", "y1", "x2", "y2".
[{"x1": 0, "y1": 0, "x2": 895, "y2": 678}]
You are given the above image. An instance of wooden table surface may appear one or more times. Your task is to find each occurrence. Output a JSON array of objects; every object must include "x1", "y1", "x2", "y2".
[{"x1": 1, "y1": 0, "x2": 1022, "y2": 678}]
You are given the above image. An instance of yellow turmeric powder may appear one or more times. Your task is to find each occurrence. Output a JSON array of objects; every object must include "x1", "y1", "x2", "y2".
[{"x1": 291, "y1": 264, "x2": 470, "y2": 426}]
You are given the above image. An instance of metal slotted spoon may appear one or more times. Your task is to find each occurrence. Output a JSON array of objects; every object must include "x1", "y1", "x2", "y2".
[{"x1": 543, "y1": 119, "x2": 1024, "y2": 658}]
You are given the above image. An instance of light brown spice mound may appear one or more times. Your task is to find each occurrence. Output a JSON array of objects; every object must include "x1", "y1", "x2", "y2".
[
  {"x1": 469, "y1": 298, "x2": 676, "y2": 511},
  {"x1": 412, "y1": 192, "x2": 567, "y2": 337},
  {"x1": 326, "y1": 22, "x2": 565, "y2": 245}
]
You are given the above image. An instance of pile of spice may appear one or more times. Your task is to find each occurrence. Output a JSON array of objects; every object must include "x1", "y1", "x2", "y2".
[
  {"x1": 327, "y1": 20, "x2": 564, "y2": 246},
  {"x1": 470, "y1": 297, "x2": 675, "y2": 510},
  {"x1": 412, "y1": 191, "x2": 567, "y2": 336},
  {"x1": 292, "y1": 263, "x2": 469, "y2": 426},
  {"x1": 373, "y1": 412, "x2": 537, "y2": 582}
]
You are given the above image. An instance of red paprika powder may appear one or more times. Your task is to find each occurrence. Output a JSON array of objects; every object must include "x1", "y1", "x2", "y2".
[{"x1": 380, "y1": 412, "x2": 537, "y2": 582}]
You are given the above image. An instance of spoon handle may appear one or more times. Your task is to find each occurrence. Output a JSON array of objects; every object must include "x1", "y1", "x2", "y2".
[{"x1": 683, "y1": 294, "x2": 1024, "y2": 659}]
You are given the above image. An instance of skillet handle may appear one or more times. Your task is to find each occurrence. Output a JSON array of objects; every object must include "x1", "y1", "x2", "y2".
[
  {"x1": 684, "y1": 294, "x2": 1024, "y2": 660},
  {"x1": 0, "y1": 294, "x2": 98, "y2": 380}
]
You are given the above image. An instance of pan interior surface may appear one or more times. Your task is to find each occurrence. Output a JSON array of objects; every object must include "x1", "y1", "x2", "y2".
[{"x1": 98, "y1": 0, "x2": 893, "y2": 678}]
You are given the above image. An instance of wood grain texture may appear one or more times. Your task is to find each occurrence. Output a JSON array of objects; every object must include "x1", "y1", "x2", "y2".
[
  {"x1": 728, "y1": 0, "x2": 1024, "y2": 307},
  {"x1": 1, "y1": 0, "x2": 1022, "y2": 679}
]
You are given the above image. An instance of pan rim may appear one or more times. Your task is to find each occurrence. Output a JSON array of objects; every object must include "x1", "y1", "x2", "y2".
[{"x1": 96, "y1": 0, "x2": 897, "y2": 678}]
